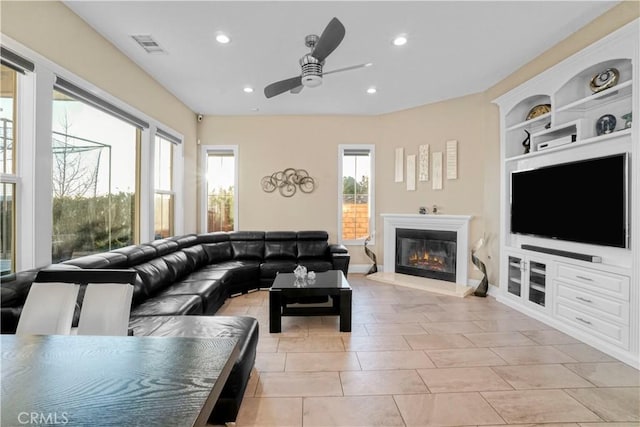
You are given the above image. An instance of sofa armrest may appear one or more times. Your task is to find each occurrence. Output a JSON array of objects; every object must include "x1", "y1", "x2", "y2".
[
  {"x1": 331, "y1": 253, "x2": 350, "y2": 277},
  {"x1": 328, "y1": 244, "x2": 348, "y2": 254}
]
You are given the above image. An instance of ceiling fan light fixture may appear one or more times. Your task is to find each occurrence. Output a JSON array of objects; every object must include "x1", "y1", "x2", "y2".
[
  {"x1": 215, "y1": 33, "x2": 231, "y2": 44},
  {"x1": 393, "y1": 35, "x2": 408, "y2": 46},
  {"x1": 243, "y1": 86, "x2": 254, "y2": 93},
  {"x1": 302, "y1": 75, "x2": 323, "y2": 88},
  {"x1": 367, "y1": 87, "x2": 377, "y2": 94}
]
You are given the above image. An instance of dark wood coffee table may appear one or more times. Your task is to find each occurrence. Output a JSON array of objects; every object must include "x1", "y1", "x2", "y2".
[{"x1": 269, "y1": 270, "x2": 352, "y2": 333}]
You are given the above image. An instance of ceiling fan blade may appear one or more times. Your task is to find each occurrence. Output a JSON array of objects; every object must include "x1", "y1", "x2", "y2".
[
  {"x1": 311, "y1": 17, "x2": 345, "y2": 62},
  {"x1": 323, "y1": 62, "x2": 373, "y2": 76},
  {"x1": 264, "y1": 76, "x2": 303, "y2": 98},
  {"x1": 290, "y1": 85, "x2": 304, "y2": 94}
]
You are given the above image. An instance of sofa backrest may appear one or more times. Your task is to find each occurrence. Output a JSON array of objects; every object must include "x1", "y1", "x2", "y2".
[
  {"x1": 113, "y1": 245, "x2": 158, "y2": 267},
  {"x1": 264, "y1": 231, "x2": 298, "y2": 260},
  {"x1": 229, "y1": 231, "x2": 265, "y2": 261},
  {"x1": 296, "y1": 231, "x2": 329, "y2": 259}
]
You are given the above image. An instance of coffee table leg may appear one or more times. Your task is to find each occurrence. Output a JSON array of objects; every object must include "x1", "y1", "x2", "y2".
[
  {"x1": 269, "y1": 289, "x2": 282, "y2": 333},
  {"x1": 339, "y1": 289, "x2": 352, "y2": 332}
]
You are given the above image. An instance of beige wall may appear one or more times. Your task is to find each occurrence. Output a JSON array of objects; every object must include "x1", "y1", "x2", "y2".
[
  {"x1": 199, "y1": 93, "x2": 488, "y2": 279},
  {"x1": 0, "y1": 1, "x2": 199, "y2": 233}
]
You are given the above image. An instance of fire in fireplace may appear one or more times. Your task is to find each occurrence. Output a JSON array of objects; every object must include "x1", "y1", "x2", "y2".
[{"x1": 395, "y1": 228, "x2": 457, "y2": 282}]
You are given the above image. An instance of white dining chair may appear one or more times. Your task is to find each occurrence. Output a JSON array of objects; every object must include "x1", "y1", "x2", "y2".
[
  {"x1": 16, "y1": 282, "x2": 80, "y2": 336},
  {"x1": 77, "y1": 283, "x2": 134, "y2": 336}
]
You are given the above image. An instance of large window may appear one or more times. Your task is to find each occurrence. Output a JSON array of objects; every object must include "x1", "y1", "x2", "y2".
[
  {"x1": 51, "y1": 89, "x2": 140, "y2": 262},
  {"x1": 339, "y1": 145, "x2": 375, "y2": 244},
  {"x1": 154, "y1": 134, "x2": 174, "y2": 238},
  {"x1": 0, "y1": 64, "x2": 18, "y2": 275},
  {"x1": 204, "y1": 147, "x2": 237, "y2": 232}
]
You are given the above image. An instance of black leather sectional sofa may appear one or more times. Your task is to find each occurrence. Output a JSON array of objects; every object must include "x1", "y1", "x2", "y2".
[{"x1": 0, "y1": 230, "x2": 349, "y2": 424}]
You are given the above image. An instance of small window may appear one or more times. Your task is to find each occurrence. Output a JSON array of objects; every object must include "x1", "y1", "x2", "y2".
[
  {"x1": 154, "y1": 135, "x2": 174, "y2": 238},
  {"x1": 204, "y1": 147, "x2": 237, "y2": 232},
  {"x1": 339, "y1": 145, "x2": 375, "y2": 244}
]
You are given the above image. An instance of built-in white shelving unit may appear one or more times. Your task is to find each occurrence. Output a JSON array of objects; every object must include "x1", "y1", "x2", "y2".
[{"x1": 494, "y1": 19, "x2": 639, "y2": 368}]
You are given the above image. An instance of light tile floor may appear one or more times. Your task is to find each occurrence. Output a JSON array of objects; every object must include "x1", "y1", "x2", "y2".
[{"x1": 211, "y1": 274, "x2": 640, "y2": 427}]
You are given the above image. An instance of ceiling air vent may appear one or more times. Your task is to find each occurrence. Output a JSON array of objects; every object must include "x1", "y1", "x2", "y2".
[{"x1": 131, "y1": 34, "x2": 166, "y2": 54}]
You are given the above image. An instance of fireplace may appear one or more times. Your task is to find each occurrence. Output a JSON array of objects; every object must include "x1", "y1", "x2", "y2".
[
  {"x1": 395, "y1": 228, "x2": 457, "y2": 282},
  {"x1": 379, "y1": 213, "x2": 471, "y2": 287}
]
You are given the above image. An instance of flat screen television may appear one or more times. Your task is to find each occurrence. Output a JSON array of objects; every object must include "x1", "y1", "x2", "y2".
[{"x1": 510, "y1": 153, "x2": 629, "y2": 248}]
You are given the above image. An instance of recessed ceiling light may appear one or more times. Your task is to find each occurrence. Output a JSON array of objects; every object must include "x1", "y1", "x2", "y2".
[
  {"x1": 393, "y1": 35, "x2": 408, "y2": 46},
  {"x1": 216, "y1": 33, "x2": 231, "y2": 44},
  {"x1": 243, "y1": 87, "x2": 254, "y2": 93},
  {"x1": 367, "y1": 87, "x2": 377, "y2": 94}
]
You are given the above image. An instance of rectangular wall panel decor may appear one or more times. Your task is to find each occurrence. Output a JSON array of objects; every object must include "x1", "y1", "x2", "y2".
[
  {"x1": 446, "y1": 140, "x2": 458, "y2": 180},
  {"x1": 395, "y1": 147, "x2": 404, "y2": 182},
  {"x1": 406, "y1": 155, "x2": 416, "y2": 191},
  {"x1": 432, "y1": 152, "x2": 443, "y2": 190},
  {"x1": 418, "y1": 144, "x2": 429, "y2": 181}
]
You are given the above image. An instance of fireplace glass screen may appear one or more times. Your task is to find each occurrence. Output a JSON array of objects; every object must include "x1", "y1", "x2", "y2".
[{"x1": 395, "y1": 228, "x2": 457, "y2": 282}]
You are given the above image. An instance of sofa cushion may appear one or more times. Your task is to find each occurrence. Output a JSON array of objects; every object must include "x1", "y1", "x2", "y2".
[
  {"x1": 157, "y1": 279, "x2": 223, "y2": 313},
  {"x1": 183, "y1": 245, "x2": 209, "y2": 270},
  {"x1": 132, "y1": 258, "x2": 176, "y2": 297},
  {"x1": 169, "y1": 234, "x2": 198, "y2": 249},
  {"x1": 113, "y1": 245, "x2": 157, "y2": 266},
  {"x1": 297, "y1": 240, "x2": 329, "y2": 259},
  {"x1": 184, "y1": 269, "x2": 231, "y2": 284},
  {"x1": 230, "y1": 231, "x2": 265, "y2": 261},
  {"x1": 264, "y1": 232, "x2": 297, "y2": 260},
  {"x1": 130, "y1": 294, "x2": 202, "y2": 316},
  {"x1": 196, "y1": 232, "x2": 230, "y2": 244},
  {"x1": 161, "y1": 251, "x2": 192, "y2": 281},
  {"x1": 144, "y1": 238, "x2": 180, "y2": 256},
  {"x1": 62, "y1": 252, "x2": 128, "y2": 269},
  {"x1": 260, "y1": 261, "x2": 298, "y2": 279},
  {"x1": 203, "y1": 242, "x2": 233, "y2": 263}
]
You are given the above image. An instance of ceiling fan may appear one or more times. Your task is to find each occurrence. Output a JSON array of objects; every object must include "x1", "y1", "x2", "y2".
[{"x1": 264, "y1": 17, "x2": 372, "y2": 99}]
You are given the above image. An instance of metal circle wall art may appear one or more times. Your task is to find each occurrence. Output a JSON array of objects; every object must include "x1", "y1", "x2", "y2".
[{"x1": 261, "y1": 168, "x2": 316, "y2": 197}]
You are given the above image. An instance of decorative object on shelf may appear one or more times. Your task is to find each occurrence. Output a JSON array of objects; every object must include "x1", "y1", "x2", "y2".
[
  {"x1": 261, "y1": 168, "x2": 315, "y2": 197},
  {"x1": 418, "y1": 206, "x2": 427, "y2": 215},
  {"x1": 406, "y1": 155, "x2": 416, "y2": 191},
  {"x1": 521, "y1": 129, "x2": 531, "y2": 154},
  {"x1": 446, "y1": 140, "x2": 458, "y2": 180},
  {"x1": 432, "y1": 152, "x2": 443, "y2": 190},
  {"x1": 418, "y1": 144, "x2": 429, "y2": 181},
  {"x1": 595, "y1": 114, "x2": 616, "y2": 135},
  {"x1": 471, "y1": 236, "x2": 489, "y2": 297},
  {"x1": 545, "y1": 122, "x2": 551, "y2": 129},
  {"x1": 525, "y1": 104, "x2": 551, "y2": 121},
  {"x1": 432, "y1": 204, "x2": 438, "y2": 214},
  {"x1": 395, "y1": 147, "x2": 404, "y2": 182},
  {"x1": 621, "y1": 112, "x2": 632, "y2": 129},
  {"x1": 589, "y1": 67, "x2": 619, "y2": 93},
  {"x1": 364, "y1": 235, "x2": 378, "y2": 275}
]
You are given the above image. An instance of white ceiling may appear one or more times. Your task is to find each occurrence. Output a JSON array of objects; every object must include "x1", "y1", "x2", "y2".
[{"x1": 64, "y1": 1, "x2": 619, "y2": 116}]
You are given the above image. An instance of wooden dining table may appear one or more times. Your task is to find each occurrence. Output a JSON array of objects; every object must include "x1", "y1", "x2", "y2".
[{"x1": 0, "y1": 334, "x2": 239, "y2": 426}]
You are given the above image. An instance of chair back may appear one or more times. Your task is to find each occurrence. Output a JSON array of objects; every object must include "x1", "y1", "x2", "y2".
[
  {"x1": 77, "y1": 283, "x2": 134, "y2": 336},
  {"x1": 16, "y1": 282, "x2": 80, "y2": 335}
]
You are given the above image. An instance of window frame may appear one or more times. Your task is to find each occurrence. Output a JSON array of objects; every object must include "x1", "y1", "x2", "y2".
[
  {"x1": 337, "y1": 144, "x2": 375, "y2": 246},
  {"x1": 153, "y1": 133, "x2": 176, "y2": 239},
  {"x1": 200, "y1": 145, "x2": 238, "y2": 233}
]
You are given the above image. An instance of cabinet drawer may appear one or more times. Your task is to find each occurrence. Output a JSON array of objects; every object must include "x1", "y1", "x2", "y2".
[
  {"x1": 556, "y1": 264, "x2": 629, "y2": 300},
  {"x1": 556, "y1": 281, "x2": 629, "y2": 324},
  {"x1": 555, "y1": 301, "x2": 629, "y2": 349}
]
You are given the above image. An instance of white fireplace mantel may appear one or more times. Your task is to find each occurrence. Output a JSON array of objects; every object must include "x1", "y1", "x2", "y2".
[{"x1": 380, "y1": 213, "x2": 472, "y2": 286}]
